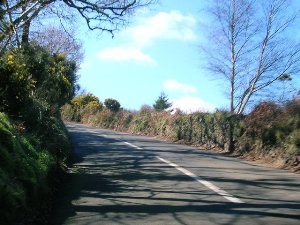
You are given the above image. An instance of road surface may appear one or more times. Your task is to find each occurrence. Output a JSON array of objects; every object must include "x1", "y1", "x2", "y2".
[{"x1": 51, "y1": 123, "x2": 300, "y2": 225}]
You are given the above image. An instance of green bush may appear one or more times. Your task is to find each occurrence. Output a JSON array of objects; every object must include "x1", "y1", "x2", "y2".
[
  {"x1": 104, "y1": 98, "x2": 121, "y2": 112},
  {"x1": 97, "y1": 110, "x2": 117, "y2": 128},
  {"x1": 0, "y1": 48, "x2": 34, "y2": 114},
  {"x1": 130, "y1": 105, "x2": 152, "y2": 134},
  {"x1": 0, "y1": 44, "x2": 75, "y2": 224},
  {"x1": 0, "y1": 45, "x2": 78, "y2": 116},
  {"x1": 0, "y1": 112, "x2": 70, "y2": 225},
  {"x1": 291, "y1": 130, "x2": 300, "y2": 147},
  {"x1": 61, "y1": 94, "x2": 103, "y2": 122},
  {"x1": 61, "y1": 103, "x2": 75, "y2": 121}
]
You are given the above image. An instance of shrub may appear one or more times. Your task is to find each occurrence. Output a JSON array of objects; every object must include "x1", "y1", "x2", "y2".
[
  {"x1": 290, "y1": 129, "x2": 300, "y2": 150},
  {"x1": 0, "y1": 44, "x2": 76, "y2": 224},
  {"x1": 61, "y1": 94, "x2": 103, "y2": 122},
  {"x1": 87, "y1": 109, "x2": 116, "y2": 128},
  {"x1": 0, "y1": 44, "x2": 78, "y2": 116},
  {"x1": 130, "y1": 105, "x2": 152, "y2": 134},
  {"x1": 104, "y1": 98, "x2": 121, "y2": 112},
  {"x1": 0, "y1": 48, "x2": 35, "y2": 114},
  {"x1": 65, "y1": 95, "x2": 300, "y2": 166},
  {"x1": 61, "y1": 103, "x2": 75, "y2": 121},
  {"x1": 237, "y1": 100, "x2": 300, "y2": 160},
  {"x1": 0, "y1": 112, "x2": 65, "y2": 225},
  {"x1": 243, "y1": 102, "x2": 280, "y2": 141}
]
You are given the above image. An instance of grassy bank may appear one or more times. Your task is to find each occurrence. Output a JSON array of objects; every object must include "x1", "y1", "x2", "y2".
[{"x1": 0, "y1": 112, "x2": 70, "y2": 225}]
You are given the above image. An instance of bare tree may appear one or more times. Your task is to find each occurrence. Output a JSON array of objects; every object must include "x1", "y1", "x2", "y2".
[
  {"x1": 0, "y1": 0, "x2": 154, "y2": 48},
  {"x1": 203, "y1": 0, "x2": 300, "y2": 114},
  {"x1": 31, "y1": 26, "x2": 84, "y2": 63}
]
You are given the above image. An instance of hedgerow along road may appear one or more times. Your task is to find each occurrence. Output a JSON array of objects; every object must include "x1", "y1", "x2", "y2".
[{"x1": 51, "y1": 123, "x2": 300, "y2": 225}]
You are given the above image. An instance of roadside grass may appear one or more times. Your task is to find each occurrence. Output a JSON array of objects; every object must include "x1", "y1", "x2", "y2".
[{"x1": 0, "y1": 112, "x2": 70, "y2": 225}]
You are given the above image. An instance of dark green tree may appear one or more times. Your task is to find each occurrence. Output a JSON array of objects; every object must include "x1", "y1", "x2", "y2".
[
  {"x1": 153, "y1": 92, "x2": 172, "y2": 112},
  {"x1": 104, "y1": 98, "x2": 121, "y2": 112}
]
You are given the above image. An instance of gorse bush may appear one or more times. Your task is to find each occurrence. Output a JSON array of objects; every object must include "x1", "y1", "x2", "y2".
[
  {"x1": 0, "y1": 44, "x2": 77, "y2": 224},
  {"x1": 0, "y1": 44, "x2": 78, "y2": 116},
  {"x1": 61, "y1": 94, "x2": 103, "y2": 122},
  {"x1": 0, "y1": 49, "x2": 34, "y2": 114}
]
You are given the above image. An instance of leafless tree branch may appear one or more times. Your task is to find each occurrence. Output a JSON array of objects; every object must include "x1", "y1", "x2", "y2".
[
  {"x1": 203, "y1": 0, "x2": 300, "y2": 114},
  {"x1": 0, "y1": 0, "x2": 154, "y2": 48}
]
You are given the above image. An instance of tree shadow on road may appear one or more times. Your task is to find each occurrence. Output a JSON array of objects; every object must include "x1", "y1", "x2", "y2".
[{"x1": 50, "y1": 128, "x2": 300, "y2": 225}]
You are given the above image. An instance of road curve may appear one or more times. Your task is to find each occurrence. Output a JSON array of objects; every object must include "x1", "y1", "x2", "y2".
[{"x1": 50, "y1": 123, "x2": 300, "y2": 225}]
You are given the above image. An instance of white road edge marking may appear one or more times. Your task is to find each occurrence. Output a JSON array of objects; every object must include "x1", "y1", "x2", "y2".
[
  {"x1": 89, "y1": 131, "x2": 108, "y2": 137},
  {"x1": 124, "y1": 142, "x2": 143, "y2": 150},
  {"x1": 156, "y1": 156, "x2": 244, "y2": 204}
]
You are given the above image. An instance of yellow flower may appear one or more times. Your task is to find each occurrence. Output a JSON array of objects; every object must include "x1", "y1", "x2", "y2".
[
  {"x1": 62, "y1": 75, "x2": 71, "y2": 87},
  {"x1": 7, "y1": 54, "x2": 14, "y2": 65},
  {"x1": 57, "y1": 53, "x2": 66, "y2": 60}
]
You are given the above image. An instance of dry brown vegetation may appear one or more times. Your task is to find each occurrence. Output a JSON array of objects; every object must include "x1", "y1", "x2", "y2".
[{"x1": 62, "y1": 97, "x2": 300, "y2": 171}]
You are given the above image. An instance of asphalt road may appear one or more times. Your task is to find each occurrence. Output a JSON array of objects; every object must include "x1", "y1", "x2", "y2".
[{"x1": 51, "y1": 123, "x2": 300, "y2": 225}]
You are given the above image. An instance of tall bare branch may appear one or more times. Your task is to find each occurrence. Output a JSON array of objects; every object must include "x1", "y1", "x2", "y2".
[
  {"x1": 203, "y1": 0, "x2": 300, "y2": 114},
  {"x1": 0, "y1": 0, "x2": 154, "y2": 48}
]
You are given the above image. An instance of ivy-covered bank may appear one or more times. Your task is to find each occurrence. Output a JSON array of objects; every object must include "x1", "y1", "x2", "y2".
[{"x1": 0, "y1": 44, "x2": 77, "y2": 224}]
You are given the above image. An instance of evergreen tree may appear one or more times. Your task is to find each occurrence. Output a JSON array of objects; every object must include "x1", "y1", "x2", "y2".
[{"x1": 153, "y1": 92, "x2": 172, "y2": 112}]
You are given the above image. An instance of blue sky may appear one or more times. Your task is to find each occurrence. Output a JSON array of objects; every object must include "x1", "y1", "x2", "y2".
[
  {"x1": 76, "y1": 0, "x2": 300, "y2": 112},
  {"x1": 77, "y1": 0, "x2": 225, "y2": 112}
]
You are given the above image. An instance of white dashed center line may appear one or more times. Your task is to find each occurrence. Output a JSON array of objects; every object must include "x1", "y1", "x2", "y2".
[
  {"x1": 106, "y1": 139, "x2": 244, "y2": 204},
  {"x1": 123, "y1": 141, "x2": 143, "y2": 150},
  {"x1": 156, "y1": 156, "x2": 244, "y2": 204}
]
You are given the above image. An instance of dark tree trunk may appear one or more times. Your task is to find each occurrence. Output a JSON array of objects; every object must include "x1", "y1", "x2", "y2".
[
  {"x1": 21, "y1": 5, "x2": 30, "y2": 46},
  {"x1": 21, "y1": 22, "x2": 30, "y2": 45}
]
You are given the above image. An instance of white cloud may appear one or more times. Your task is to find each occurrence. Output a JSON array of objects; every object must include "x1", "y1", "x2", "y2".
[
  {"x1": 127, "y1": 11, "x2": 197, "y2": 46},
  {"x1": 163, "y1": 79, "x2": 197, "y2": 94},
  {"x1": 170, "y1": 96, "x2": 216, "y2": 113},
  {"x1": 97, "y1": 46, "x2": 156, "y2": 64},
  {"x1": 96, "y1": 11, "x2": 196, "y2": 65}
]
